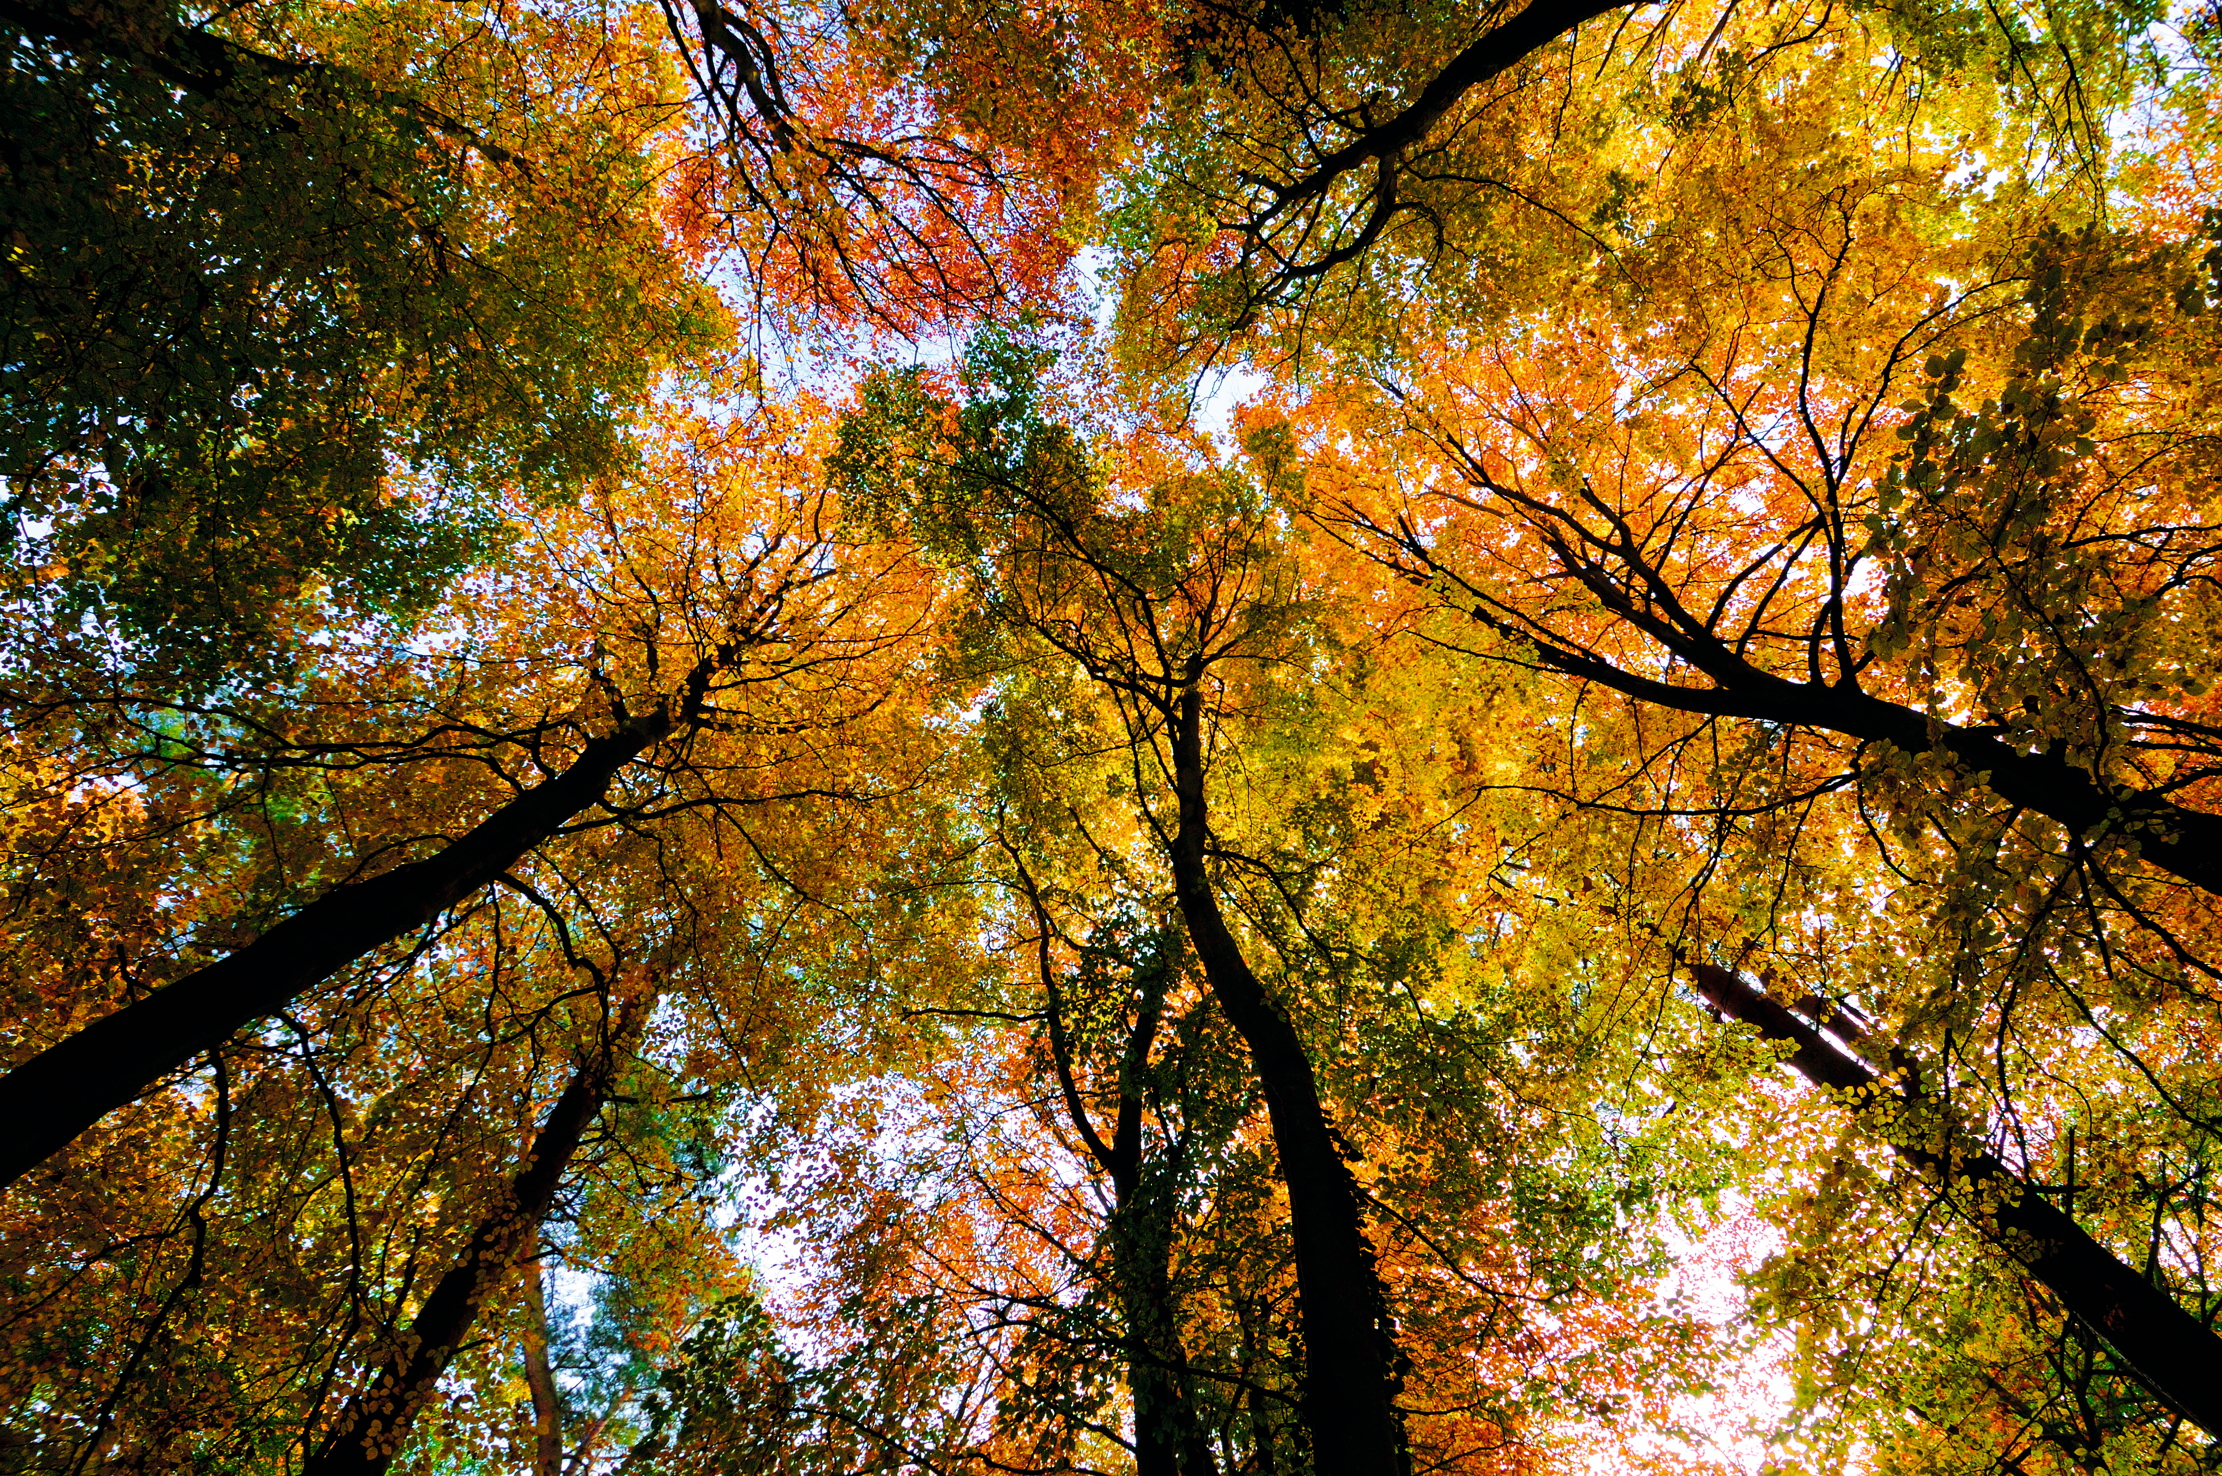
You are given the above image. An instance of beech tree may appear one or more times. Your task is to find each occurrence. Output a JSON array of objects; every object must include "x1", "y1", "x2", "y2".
[
  {"x1": 1250, "y1": 5, "x2": 2222, "y2": 1460},
  {"x1": 1, "y1": 0, "x2": 716, "y2": 673},
  {"x1": 824, "y1": 336, "x2": 1732, "y2": 1474},
  {"x1": 13, "y1": 0, "x2": 2222, "y2": 1471},
  {"x1": 0, "y1": 401, "x2": 959, "y2": 1467},
  {"x1": 832, "y1": 337, "x2": 1416, "y2": 1476}
]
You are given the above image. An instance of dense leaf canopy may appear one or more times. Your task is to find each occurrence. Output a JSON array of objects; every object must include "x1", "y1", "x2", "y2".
[{"x1": 6, "y1": 0, "x2": 2222, "y2": 1472}]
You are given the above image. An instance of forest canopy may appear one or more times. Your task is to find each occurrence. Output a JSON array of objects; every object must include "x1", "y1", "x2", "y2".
[{"x1": 5, "y1": 0, "x2": 2222, "y2": 1471}]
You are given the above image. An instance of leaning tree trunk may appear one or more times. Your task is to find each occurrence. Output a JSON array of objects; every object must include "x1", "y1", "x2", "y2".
[
  {"x1": 1688, "y1": 961, "x2": 2222, "y2": 1436},
  {"x1": 305, "y1": 1006, "x2": 641, "y2": 1476},
  {"x1": 0, "y1": 700, "x2": 685, "y2": 1191},
  {"x1": 1417, "y1": 549, "x2": 2222, "y2": 897},
  {"x1": 1166, "y1": 679, "x2": 1409, "y2": 1476}
]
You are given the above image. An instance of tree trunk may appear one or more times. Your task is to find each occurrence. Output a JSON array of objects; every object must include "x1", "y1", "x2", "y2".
[
  {"x1": 1117, "y1": 1173, "x2": 1220, "y2": 1476},
  {"x1": 522, "y1": 1260, "x2": 565, "y2": 1476},
  {"x1": 1437, "y1": 576, "x2": 2222, "y2": 895},
  {"x1": 1166, "y1": 678, "x2": 1408, "y2": 1476},
  {"x1": 1280, "y1": 0, "x2": 1639, "y2": 200},
  {"x1": 0, "y1": 706, "x2": 676, "y2": 1191},
  {"x1": 305, "y1": 1013, "x2": 636, "y2": 1476},
  {"x1": 1682, "y1": 672, "x2": 2222, "y2": 894},
  {"x1": 1027, "y1": 878, "x2": 1219, "y2": 1476},
  {"x1": 1688, "y1": 962, "x2": 2222, "y2": 1435}
]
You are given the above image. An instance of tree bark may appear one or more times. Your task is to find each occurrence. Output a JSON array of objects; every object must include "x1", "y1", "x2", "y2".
[
  {"x1": 1267, "y1": 0, "x2": 1639, "y2": 212},
  {"x1": 1098, "y1": 1001, "x2": 1217, "y2": 1476},
  {"x1": 1026, "y1": 875, "x2": 1218, "y2": 1476},
  {"x1": 1166, "y1": 677, "x2": 1408, "y2": 1476},
  {"x1": 1117, "y1": 1174, "x2": 1220, "y2": 1476},
  {"x1": 1688, "y1": 961, "x2": 2222, "y2": 1435},
  {"x1": 1575, "y1": 658, "x2": 2222, "y2": 895},
  {"x1": 1415, "y1": 557, "x2": 2222, "y2": 897},
  {"x1": 305, "y1": 1019, "x2": 633, "y2": 1476},
  {"x1": 522, "y1": 1260, "x2": 565, "y2": 1476},
  {"x1": 0, "y1": 706, "x2": 676, "y2": 1191}
]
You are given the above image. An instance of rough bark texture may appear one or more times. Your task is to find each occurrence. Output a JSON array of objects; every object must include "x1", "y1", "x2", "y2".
[
  {"x1": 0, "y1": 708, "x2": 674, "y2": 1190},
  {"x1": 1167, "y1": 680, "x2": 1408, "y2": 1476},
  {"x1": 305, "y1": 1029, "x2": 629, "y2": 1476},
  {"x1": 1690, "y1": 962, "x2": 2222, "y2": 1435}
]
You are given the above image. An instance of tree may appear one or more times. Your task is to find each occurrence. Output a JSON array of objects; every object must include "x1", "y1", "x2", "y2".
[
  {"x1": 1, "y1": 0, "x2": 714, "y2": 675},
  {"x1": 1684, "y1": 958, "x2": 2222, "y2": 1435},
  {"x1": 307, "y1": 990, "x2": 649, "y2": 1476},
  {"x1": 0, "y1": 682, "x2": 698, "y2": 1191},
  {"x1": 828, "y1": 337, "x2": 1734, "y2": 1474},
  {"x1": 834, "y1": 334, "x2": 1416, "y2": 1476},
  {"x1": 1008, "y1": 879, "x2": 1223, "y2": 1476},
  {"x1": 0, "y1": 399, "x2": 960, "y2": 1467},
  {"x1": 1264, "y1": 27, "x2": 2222, "y2": 1457},
  {"x1": 17, "y1": 0, "x2": 2222, "y2": 1468}
]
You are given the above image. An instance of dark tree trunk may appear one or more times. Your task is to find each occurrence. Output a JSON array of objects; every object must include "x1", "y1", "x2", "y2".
[
  {"x1": 1279, "y1": 0, "x2": 1641, "y2": 202},
  {"x1": 1446, "y1": 582, "x2": 2222, "y2": 895},
  {"x1": 1027, "y1": 875, "x2": 1218, "y2": 1476},
  {"x1": 1166, "y1": 680, "x2": 1408, "y2": 1476},
  {"x1": 523, "y1": 1260, "x2": 565, "y2": 1476},
  {"x1": 305, "y1": 1026, "x2": 630, "y2": 1476},
  {"x1": 1117, "y1": 1174, "x2": 1220, "y2": 1476},
  {"x1": 0, "y1": 707, "x2": 676, "y2": 1191},
  {"x1": 1669, "y1": 670, "x2": 2222, "y2": 893},
  {"x1": 1689, "y1": 962, "x2": 2222, "y2": 1436}
]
